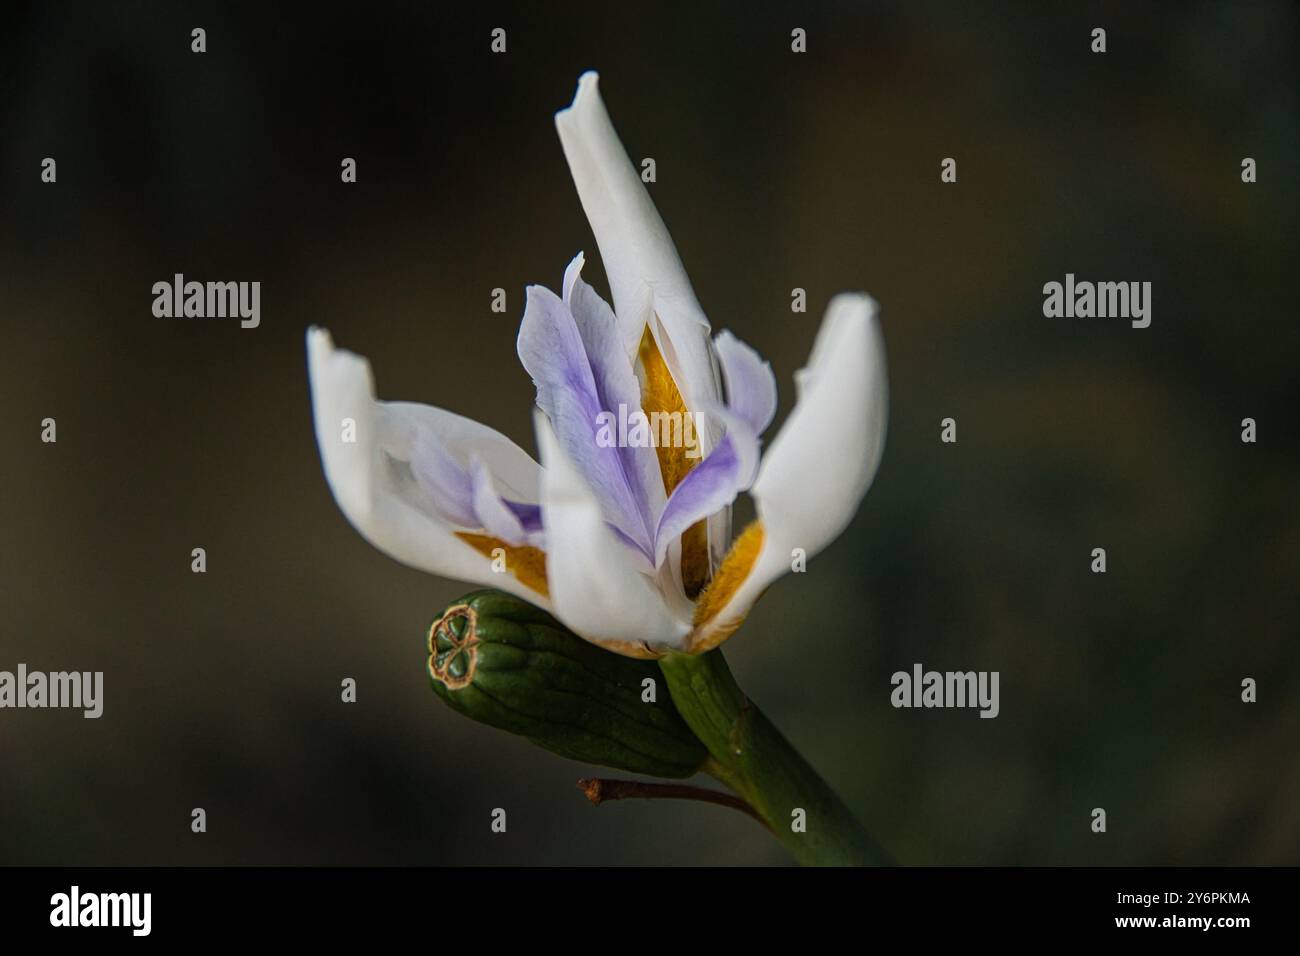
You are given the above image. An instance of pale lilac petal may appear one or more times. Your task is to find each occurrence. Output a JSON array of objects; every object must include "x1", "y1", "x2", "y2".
[
  {"x1": 409, "y1": 431, "x2": 477, "y2": 528},
  {"x1": 504, "y1": 500, "x2": 543, "y2": 535},
  {"x1": 464, "y1": 458, "x2": 544, "y2": 548},
  {"x1": 408, "y1": 429, "x2": 545, "y2": 548},
  {"x1": 564, "y1": 253, "x2": 667, "y2": 515},
  {"x1": 652, "y1": 333, "x2": 772, "y2": 572},
  {"x1": 383, "y1": 399, "x2": 542, "y2": 502},
  {"x1": 517, "y1": 272, "x2": 659, "y2": 560},
  {"x1": 651, "y1": 405, "x2": 759, "y2": 570},
  {"x1": 715, "y1": 331, "x2": 777, "y2": 435},
  {"x1": 469, "y1": 458, "x2": 530, "y2": 546}
]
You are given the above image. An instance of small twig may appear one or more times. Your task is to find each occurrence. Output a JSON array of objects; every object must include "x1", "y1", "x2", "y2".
[{"x1": 577, "y1": 777, "x2": 771, "y2": 830}]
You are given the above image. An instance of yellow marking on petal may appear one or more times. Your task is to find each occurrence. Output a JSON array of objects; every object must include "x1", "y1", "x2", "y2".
[
  {"x1": 455, "y1": 533, "x2": 550, "y2": 598},
  {"x1": 691, "y1": 520, "x2": 764, "y2": 630},
  {"x1": 639, "y1": 323, "x2": 710, "y2": 597},
  {"x1": 638, "y1": 325, "x2": 695, "y2": 495}
]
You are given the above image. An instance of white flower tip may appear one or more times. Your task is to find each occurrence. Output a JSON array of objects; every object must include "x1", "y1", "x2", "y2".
[
  {"x1": 828, "y1": 291, "x2": 880, "y2": 326},
  {"x1": 307, "y1": 327, "x2": 375, "y2": 384},
  {"x1": 800, "y1": 292, "x2": 884, "y2": 388},
  {"x1": 307, "y1": 327, "x2": 371, "y2": 388},
  {"x1": 556, "y1": 71, "x2": 602, "y2": 128},
  {"x1": 572, "y1": 71, "x2": 601, "y2": 102},
  {"x1": 306, "y1": 324, "x2": 333, "y2": 357}
]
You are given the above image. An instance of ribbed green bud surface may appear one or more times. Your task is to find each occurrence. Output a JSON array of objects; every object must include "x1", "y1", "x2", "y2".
[{"x1": 427, "y1": 589, "x2": 707, "y2": 779}]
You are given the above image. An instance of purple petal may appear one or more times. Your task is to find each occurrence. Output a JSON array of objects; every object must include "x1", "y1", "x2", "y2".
[
  {"x1": 517, "y1": 256, "x2": 661, "y2": 560},
  {"x1": 564, "y1": 257, "x2": 667, "y2": 530},
  {"x1": 409, "y1": 431, "x2": 477, "y2": 528},
  {"x1": 652, "y1": 405, "x2": 760, "y2": 569},
  {"x1": 409, "y1": 432, "x2": 544, "y2": 547},
  {"x1": 715, "y1": 331, "x2": 777, "y2": 435},
  {"x1": 471, "y1": 460, "x2": 544, "y2": 547},
  {"x1": 504, "y1": 500, "x2": 543, "y2": 534},
  {"x1": 470, "y1": 458, "x2": 530, "y2": 545}
]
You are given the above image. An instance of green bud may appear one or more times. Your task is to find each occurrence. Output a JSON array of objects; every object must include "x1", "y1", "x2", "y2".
[{"x1": 427, "y1": 589, "x2": 708, "y2": 779}]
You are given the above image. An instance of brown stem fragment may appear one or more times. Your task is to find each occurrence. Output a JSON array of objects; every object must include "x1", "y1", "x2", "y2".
[{"x1": 577, "y1": 777, "x2": 770, "y2": 830}]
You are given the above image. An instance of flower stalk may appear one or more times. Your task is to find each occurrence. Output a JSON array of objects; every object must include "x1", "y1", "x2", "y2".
[{"x1": 658, "y1": 650, "x2": 894, "y2": 866}]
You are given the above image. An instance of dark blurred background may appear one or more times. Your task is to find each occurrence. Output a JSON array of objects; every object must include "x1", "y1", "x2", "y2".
[{"x1": 1, "y1": 1, "x2": 1296, "y2": 865}]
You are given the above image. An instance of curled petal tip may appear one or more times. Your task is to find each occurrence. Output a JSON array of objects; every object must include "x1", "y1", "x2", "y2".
[{"x1": 557, "y1": 71, "x2": 600, "y2": 125}]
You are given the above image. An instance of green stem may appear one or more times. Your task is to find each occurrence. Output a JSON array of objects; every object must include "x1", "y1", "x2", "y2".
[{"x1": 659, "y1": 649, "x2": 893, "y2": 866}]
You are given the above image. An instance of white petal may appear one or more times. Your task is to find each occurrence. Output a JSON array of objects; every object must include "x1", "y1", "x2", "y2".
[
  {"x1": 536, "y1": 411, "x2": 690, "y2": 656},
  {"x1": 755, "y1": 293, "x2": 887, "y2": 548},
  {"x1": 307, "y1": 327, "x2": 551, "y2": 607},
  {"x1": 555, "y1": 72, "x2": 721, "y2": 418},
  {"x1": 688, "y1": 295, "x2": 888, "y2": 648}
]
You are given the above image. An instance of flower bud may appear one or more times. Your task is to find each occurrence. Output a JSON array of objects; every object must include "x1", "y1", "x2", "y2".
[{"x1": 427, "y1": 589, "x2": 707, "y2": 778}]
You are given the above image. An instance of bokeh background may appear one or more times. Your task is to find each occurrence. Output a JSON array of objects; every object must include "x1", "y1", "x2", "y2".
[{"x1": 2, "y1": 1, "x2": 1297, "y2": 865}]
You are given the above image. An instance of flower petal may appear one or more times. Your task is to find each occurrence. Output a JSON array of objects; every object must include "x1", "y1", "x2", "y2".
[
  {"x1": 714, "y1": 330, "x2": 777, "y2": 435},
  {"x1": 469, "y1": 458, "x2": 543, "y2": 548},
  {"x1": 651, "y1": 405, "x2": 759, "y2": 570},
  {"x1": 564, "y1": 252, "x2": 668, "y2": 525},
  {"x1": 536, "y1": 411, "x2": 690, "y2": 657},
  {"x1": 687, "y1": 294, "x2": 888, "y2": 651},
  {"x1": 693, "y1": 330, "x2": 774, "y2": 574},
  {"x1": 408, "y1": 429, "x2": 477, "y2": 528},
  {"x1": 751, "y1": 293, "x2": 888, "y2": 557},
  {"x1": 307, "y1": 327, "x2": 551, "y2": 605},
  {"x1": 555, "y1": 72, "x2": 721, "y2": 420},
  {"x1": 517, "y1": 265, "x2": 662, "y2": 562},
  {"x1": 385, "y1": 400, "x2": 543, "y2": 502}
]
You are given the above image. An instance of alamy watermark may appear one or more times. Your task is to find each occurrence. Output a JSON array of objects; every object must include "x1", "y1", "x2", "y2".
[
  {"x1": 891, "y1": 663, "x2": 999, "y2": 718},
  {"x1": 0, "y1": 664, "x2": 103, "y2": 718},
  {"x1": 152, "y1": 273, "x2": 260, "y2": 328},
  {"x1": 594, "y1": 404, "x2": 703, "y2": 459},
  {"x1": 1043, "y1": 273, "x2": 1151, "y2": 328},
  {"x1": 50, "y1": 886, "x2": 150, "y2": 936}
]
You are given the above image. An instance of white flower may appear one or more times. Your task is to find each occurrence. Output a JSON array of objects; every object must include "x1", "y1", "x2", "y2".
[{"x1": 307, "y1": 72, "x2": 888, "y2": 658}]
